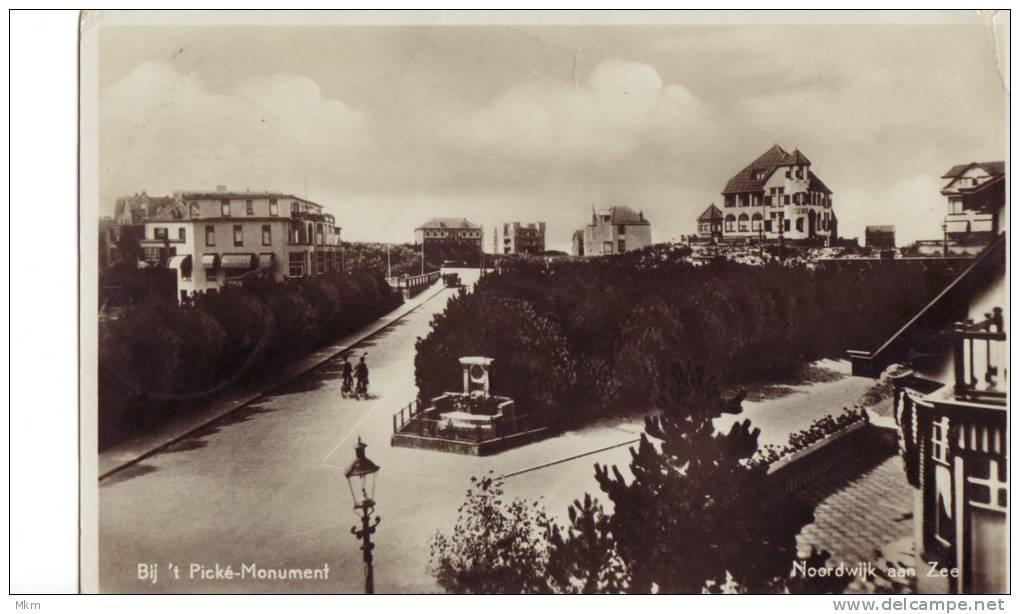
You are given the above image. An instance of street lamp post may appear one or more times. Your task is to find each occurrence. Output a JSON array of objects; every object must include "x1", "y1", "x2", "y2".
[{"x1": 344, "y1": 437, "x2": 381, "y2": 594}]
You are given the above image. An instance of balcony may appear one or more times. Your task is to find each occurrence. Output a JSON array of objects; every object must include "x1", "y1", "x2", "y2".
[{"x1": 952, "y1": 307, "x2": 1006, "y2": 406}]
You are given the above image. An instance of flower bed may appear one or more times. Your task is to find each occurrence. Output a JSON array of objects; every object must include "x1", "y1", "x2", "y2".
[{"x1": 754, "y1": 406, "x2": 869, "y2": 469}]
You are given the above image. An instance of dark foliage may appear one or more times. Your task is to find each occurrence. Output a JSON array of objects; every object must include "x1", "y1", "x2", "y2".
[
  {"x1": 432, "y1": 365, "x2": 851, "y2": 594},
  {"x1": 415, "y1": 255, "x2": 957, "y2": 426},
  {"x1": 98, "y1": 271, "x2": 401, "y2": 448}
]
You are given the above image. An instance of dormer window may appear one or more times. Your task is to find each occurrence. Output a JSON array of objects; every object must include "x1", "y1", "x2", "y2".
[{"x1": 754, "y1": 170, "x2": 765, "y2": 180}]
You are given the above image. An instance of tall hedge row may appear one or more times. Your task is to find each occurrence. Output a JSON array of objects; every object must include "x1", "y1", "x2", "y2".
[
  {"x1": 98, "y1": 271, "x2": 401, "y2": 448},
  {"x1": 414, "y1": 256, "x2": 957, "y2": 427}
]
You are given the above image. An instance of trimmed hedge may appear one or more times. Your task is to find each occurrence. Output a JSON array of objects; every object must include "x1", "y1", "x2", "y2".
[
  {"x1": 415, "y1": 254, "x2": 958, "y2": 427},
  {"x1": 98, "y1": 271, "x2": 401, "y2": 448}
]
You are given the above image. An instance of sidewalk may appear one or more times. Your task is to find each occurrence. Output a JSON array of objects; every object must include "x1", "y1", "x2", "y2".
[{"x1": 98, "y1": 280, "x2": 449, "y2": 480}]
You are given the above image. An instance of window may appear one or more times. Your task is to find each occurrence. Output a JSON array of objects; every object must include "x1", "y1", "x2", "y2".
[
  {"x1": 262, "y1": 224, "x2": 272, "y2": 246},
  {"x1": 154, "y1": 227, "x2": 168, "y2": 240},
  {"x1": 289, "y1": 252, "x2": 305, "y2": 277},
  {"x1": 784, "y1": 219, "x2": 791, "y2": 232},
  {"x1": 221, "y1": 200, "x2": 231, "y2": 217},
  {"x1": 948, "y1": 199, "x2": 964, "y2": 214},
  {"x1": 618, "y1": 239, "x2": 626, "y2": 253},
  {"x1": 178, "y1": 228, "x2": 186, "y2": 242},
  {"x1": 269, "y1": 199, "x2": 278, "y2": 216},
  {"x1": 205, "y1": 225, "x2": 215, "y2": 246},
  {"x1": 967, "y1": 459, "x2": 1007, "y2": 511},
  {"x1": 796, "y1": 217, "x2": 804, "y2": 232},
  {"x1": 233, "y1": 225, "x2": 244, "y2": 247},
  {"x1": 603, "y1": 241, "x2": 613, "y2": 254},
  {"x1": 738, "y1": 214, "x2": 749, "y2": 232},
  {"x1": 617, "y1": 224, "x2": 626, "y2": 234},
  {"x1": 751, "y1": 213, "x2": 763, "y2": 231},
  {"x1": 784, "y1": 195, "x2": 791, "y2": 205},
  {"x1": 316, "y1": 224, "x2": 324, "y2": 246},
  {"x1": 725, "y1": 215, "x2": 735, "y2": 232},
  {"x1": 246, "y1": 200, "x2": 254, "y2": 215},
  {"x1": 316, "y1": 252, "x2": 326, "y2": 275}
]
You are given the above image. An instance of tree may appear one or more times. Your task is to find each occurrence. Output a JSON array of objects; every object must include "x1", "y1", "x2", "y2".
[
  {"x1": 431, "y1": 365, "x2": 850, "y2": 594},
  {"x1": 429, "y1": 472, "x2": 552, "y2": 594},
  {"x1": 583, "y1": 363, "x2": 847, "y2": 593}
]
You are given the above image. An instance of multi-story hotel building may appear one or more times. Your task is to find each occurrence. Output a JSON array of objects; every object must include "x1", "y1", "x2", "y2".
[
  {"x1": 572, "y1": 206, "x2": 652, "y2": 256},
  {"x1": 497, "y1": 221, "x2": 546, "y2": 255},
  {"x1": 718, "y1": 145, "x2": 836, "y2": 245},
  {"x1": 141, "y1": 189, "x2": 342, "y2": 302},
  {"x1": 414, "y1": 218, "x2": 483, "y2": 249}
]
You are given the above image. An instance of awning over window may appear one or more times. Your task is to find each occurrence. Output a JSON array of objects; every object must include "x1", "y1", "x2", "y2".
[
  {"x1": 221, "y1": 253, "x2": 255, "y2": 269},
  {"x1": 258, "y1": 253, "x2": 275, "y2": 268},
  {"x1": 201, "y1": 254, "x2": 218, "y2": 269},
  {"x1": 168, "y1": 255, "x2": 193, "y2": 278}
]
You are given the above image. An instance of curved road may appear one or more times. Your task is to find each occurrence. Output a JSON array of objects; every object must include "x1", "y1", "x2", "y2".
[{"x1": 98, "y1": 268, "x2": 873, "y2": 593}]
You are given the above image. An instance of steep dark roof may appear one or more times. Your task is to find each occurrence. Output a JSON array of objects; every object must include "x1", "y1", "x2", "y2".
[
  {"x1": 417, "y1": 217, "x2": 480, "y2": 230},
  {"x1": 606, "y1": 206, "x2": 649, "y2": 225},
  {"x1": 865, "y1": 225, "x2": 895, "y2": 234},
  {"x1": 941, "y1": 161, "x2": 1005, "y2": 179},
  {"x1": 781, "y1": 149, "x2": 812, "y2": 167},
  {"x1": 807, "y1": 171, "x2": 833, "y2": 195},
  {"x1": 572, "y1": 229, "x2": 584, "y2": 241},
  {"x1": 723, "y1": 144, "x2": 790, "y2": 194},
  {"x1": 947, "y1": 174, "x2": 1005, "y2": 198},
  {"x1": 697, "y1": 204, "x2": 723, "y2": 221}
]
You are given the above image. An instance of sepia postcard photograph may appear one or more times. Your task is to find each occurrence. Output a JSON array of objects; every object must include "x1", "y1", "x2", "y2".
[{"x1": 77, "y1": 9, "x2": 1009, "y2": 597}]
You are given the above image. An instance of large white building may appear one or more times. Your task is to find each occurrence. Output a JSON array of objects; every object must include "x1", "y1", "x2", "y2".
[
  {"x1": 141, "y1": 189, "x2": 342, "y2": 302},
  {"x1": 719, "y1": 145, "x2": 836, "y2": 244}
]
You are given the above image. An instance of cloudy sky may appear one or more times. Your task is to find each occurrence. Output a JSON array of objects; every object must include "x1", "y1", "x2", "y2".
[{"x1": 96, "y1": 17, "x2": 1006, "y2": 250}]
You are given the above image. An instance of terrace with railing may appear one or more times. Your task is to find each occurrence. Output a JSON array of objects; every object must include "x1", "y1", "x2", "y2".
[{"x1": 952, "y1": 307, "x2": 1007, "y2": 406}]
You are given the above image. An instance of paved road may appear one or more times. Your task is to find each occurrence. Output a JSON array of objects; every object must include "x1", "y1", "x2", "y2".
[{"x1": 98, "y1": 268, "x2": 873, "y2": 594}]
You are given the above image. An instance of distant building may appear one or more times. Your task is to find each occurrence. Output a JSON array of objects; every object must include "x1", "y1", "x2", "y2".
[
  {"x1": 696, "y1": 203, "x2": 724, "y2": 242},
  {"x1": 142, "y1": 189, "x2": 342, "y2": 303},
  {"x1": 98, "y1": 217, "x2": 144, "y2": 268},
  {"x1": 497, "y1": 221, "x2": 546, "y2": 255},
  {"x1": 720, "y1": 144, "x2": 835, "y2": 245},
  {"x1": 571, "y1": 230, "x2": 585, "y2": 256},
  {"x1": 114, "y1": 192, "x2": 176, "y2": 225},
  {"x1": 574, "y1": 206, "x2": 652, "y2": 256},
  {"x1": 414, "y1": 218, "x2": 483, "y2": 249},
  {"x1": 940, "y1": 161, "x2": 1005, "y2": 254},
  {"x1": 865, "y1": 225, "x2": 896, "y2": 249}
]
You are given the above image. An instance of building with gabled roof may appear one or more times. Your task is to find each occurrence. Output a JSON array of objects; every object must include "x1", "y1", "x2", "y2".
[
  {"x1": 574, "y1": 206, "x2": 652, "y2": 256},
  {"x1": 414, "y1": 217, "x2": 483, "y2": 249},
  {"x1": 719, "y1": 144, "x2": 836, "y2": 245},
  {"x1": 939, "y1": 161, "x2": 1005, "y2": 254},
  {"x1": 696, "y1": 203, "x2": 724, "y2": 241}
]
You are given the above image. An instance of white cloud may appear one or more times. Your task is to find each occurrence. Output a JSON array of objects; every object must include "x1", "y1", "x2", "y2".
[
  {"x1": 99, "y1": 62, "x2": 368, "y2": 212},
  {"x1": 441, "y1": 59, "x2": 712, "y2": 166}
]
